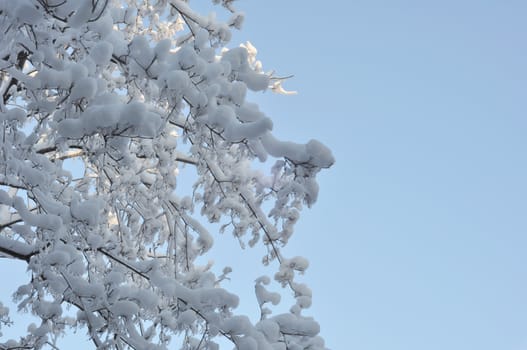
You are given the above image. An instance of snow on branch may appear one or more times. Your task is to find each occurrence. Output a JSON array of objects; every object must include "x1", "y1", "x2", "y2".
[{"x1": 0, "y1": 0, "x2": 333, "y2": 349}]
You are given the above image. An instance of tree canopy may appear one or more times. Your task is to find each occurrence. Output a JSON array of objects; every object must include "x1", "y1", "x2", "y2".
[{"x1": 0, "y1": 0, "x2": 334, "y2": 349}]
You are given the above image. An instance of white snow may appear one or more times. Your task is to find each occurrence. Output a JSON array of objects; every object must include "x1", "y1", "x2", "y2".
[
  {"x1": 91, "y1": 42, "x2": 114, "y2": 66},
  {"x1": 70, "y1": 77, "x2": 98, "y2": 101},
  {"x1": 14, "y1": 2, "x2": 41, "y2": 25},
  {"x1": 70, "y1": 197, "x2": 103, "y2": 226},
  {"x1": 271, "y1": 314, "x2": 320, "y2": 337},
  {"x1": 261, "y1": 133, "x2": 335, "y2": 168},
  {"x1": 69, "y1": 1, "x2": 92, "y2": 28},
  {"x1": 110, "y1": 300, "x2": 139, "y2": 318}
]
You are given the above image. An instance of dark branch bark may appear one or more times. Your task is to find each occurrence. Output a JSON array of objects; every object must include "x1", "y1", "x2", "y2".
[
  {"x1": 2, "y1": 51, "x2": 28, "y2": 103},
  {"x1": 0, "y1": 239, "x2": 32, "y2": 262}
]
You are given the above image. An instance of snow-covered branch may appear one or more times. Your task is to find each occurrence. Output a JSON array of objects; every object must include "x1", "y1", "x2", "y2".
[{"x1": 0, "y1": 0, "x2": 333, "y2": 349}]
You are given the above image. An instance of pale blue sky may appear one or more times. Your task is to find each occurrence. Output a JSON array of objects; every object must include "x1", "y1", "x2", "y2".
[
  {"x1": 2, "y1": 1, "x2": 527, "y2": 349},
  {"x1": 233, "y1": 1, "x2": 527, "y2": 349}
]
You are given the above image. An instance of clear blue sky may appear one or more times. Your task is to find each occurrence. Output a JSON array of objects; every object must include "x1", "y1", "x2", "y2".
[
  {"x1": 2, "y1": 1, "x2": 527, "y2": 349},
  {"x1": 229, "y1": 1, "x2": 527, "y2": 349}
]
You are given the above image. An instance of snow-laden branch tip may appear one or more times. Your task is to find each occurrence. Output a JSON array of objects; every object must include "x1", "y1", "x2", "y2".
[{"x1": 271, "y1": 80, "x2": 298, "y2": 95}]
